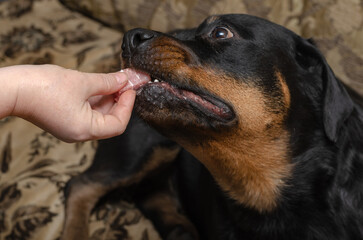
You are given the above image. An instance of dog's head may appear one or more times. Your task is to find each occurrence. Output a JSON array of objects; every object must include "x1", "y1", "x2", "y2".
[{"x1": 120, "y1": 14, "x2": 354, "y2": 212}]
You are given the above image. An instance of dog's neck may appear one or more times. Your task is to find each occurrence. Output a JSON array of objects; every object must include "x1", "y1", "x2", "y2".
[{"x1": 183, "y1": 130, "x2": 292, "y2": 213}]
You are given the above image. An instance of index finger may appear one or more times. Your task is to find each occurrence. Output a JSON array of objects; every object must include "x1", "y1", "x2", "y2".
[{"x1": 85, "y1": 71, "x2": 128, "y2": 97}]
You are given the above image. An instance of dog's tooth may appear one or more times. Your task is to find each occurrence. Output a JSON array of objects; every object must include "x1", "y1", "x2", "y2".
[{"x1": 154, "y1": 79, "x2": 160, "y2": 82}]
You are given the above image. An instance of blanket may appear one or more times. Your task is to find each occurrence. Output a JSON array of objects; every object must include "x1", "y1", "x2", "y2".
[{"x1": 0, "y1": 0, "x2": 362, "y2": 239}]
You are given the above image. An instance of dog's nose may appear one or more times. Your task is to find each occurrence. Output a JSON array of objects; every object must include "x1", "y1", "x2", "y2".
[{"x1": 122, "y1": 28, "x2": 155, "y2": 56}]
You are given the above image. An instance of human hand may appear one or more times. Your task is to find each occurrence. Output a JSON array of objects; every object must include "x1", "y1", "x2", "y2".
[{"x1": 2, "y1": 64, "x2": 136, "y2": 142}]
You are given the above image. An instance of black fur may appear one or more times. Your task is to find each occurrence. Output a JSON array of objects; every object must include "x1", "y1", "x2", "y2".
[{"x1": 64, "y1": 14, "x2": 363, "y2": 240}]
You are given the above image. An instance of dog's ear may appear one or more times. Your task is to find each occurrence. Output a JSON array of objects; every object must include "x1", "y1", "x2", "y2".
[
  {"x1": 295, "y1": 38, "x2": 354, "y2": 143},
  {"x1": 321, "y1": 62, "x2": 354, "y2": 142}
]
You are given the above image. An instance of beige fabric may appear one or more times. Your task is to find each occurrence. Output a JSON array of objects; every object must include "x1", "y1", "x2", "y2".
[
  {"x1": 0, "y1": 0, "x2": 362, "y2": 239},
  {"x1": 0, "y1": 0, "x2": 159, "y2": 239},
  {"x1": 0, "y1": 0, "x2": 122, "y2": 72}
]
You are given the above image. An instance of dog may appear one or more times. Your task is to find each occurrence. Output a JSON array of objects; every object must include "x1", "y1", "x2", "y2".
[{"x1": 61, "y1": 14, "x2": 363, "y2": 240}]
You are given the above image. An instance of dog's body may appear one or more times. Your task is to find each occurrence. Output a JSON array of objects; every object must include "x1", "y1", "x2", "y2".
[{"x1": 62, "y1": 14, "x2": 363, "y2": 240}]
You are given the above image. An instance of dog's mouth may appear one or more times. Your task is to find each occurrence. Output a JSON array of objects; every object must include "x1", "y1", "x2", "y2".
[{"x1": 115, "y1": 68, "x2": 235, "y2": 122}]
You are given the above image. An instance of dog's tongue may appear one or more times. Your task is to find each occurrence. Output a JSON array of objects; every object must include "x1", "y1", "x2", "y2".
[{"x1": 114, "y1": 68, "x2": 150, "y2": 101}]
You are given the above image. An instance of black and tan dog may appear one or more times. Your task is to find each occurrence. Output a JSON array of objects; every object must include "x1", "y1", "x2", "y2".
[{"x1": 62, "y1": 14, "x2": 363, "y2": 240}]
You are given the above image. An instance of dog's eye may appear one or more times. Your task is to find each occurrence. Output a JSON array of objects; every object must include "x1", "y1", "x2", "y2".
[{"x1": 210, "y1": 27, "x2": 234, "y2": 39}]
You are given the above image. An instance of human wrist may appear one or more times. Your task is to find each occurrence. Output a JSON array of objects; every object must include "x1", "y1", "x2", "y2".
[
  {"x1": 0, "y1": 65, "x2": 23, "y2": 119},
  {"x1": 1, "y1": 65, "x2": 47, "y2": 122}
]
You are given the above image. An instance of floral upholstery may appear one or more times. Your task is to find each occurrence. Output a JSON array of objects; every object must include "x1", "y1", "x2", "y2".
[{"x1": 0, "y1": 0, "x2": 362, "y2": 239}]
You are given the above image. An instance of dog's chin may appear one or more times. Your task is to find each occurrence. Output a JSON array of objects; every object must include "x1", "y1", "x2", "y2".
[{"x1": 134, "y1": 81, "x2": 237, "y2": 139}]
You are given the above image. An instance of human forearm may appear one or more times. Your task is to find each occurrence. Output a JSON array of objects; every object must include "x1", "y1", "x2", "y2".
[{"x1": 0, "y1": 65, "x2": 24, "y2": 119}]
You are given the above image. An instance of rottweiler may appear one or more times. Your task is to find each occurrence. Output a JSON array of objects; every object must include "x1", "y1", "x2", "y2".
[{"x1": 61, "y1": 14, "x2": 363, "y2": 240}]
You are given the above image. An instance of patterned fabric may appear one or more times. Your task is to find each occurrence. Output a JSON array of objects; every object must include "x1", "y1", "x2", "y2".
[
  {"x1": 0, "y1": 0, "x2": 362, "y2": 239},
  {"x1": 0, "y1": 0, "x2": 159, "y2": 239}
]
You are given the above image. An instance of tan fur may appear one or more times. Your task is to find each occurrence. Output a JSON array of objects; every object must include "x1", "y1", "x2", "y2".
[
  {"x1": 150, "y1": 37, "x2": 199, "y2": 66},
  {"x1": 61, "y1": 183, "x2": 107, "y2": 240},
  {"x1": 142, "y1": 36, "x2": 292, "y2": 211},
  {"x1": 62, "y1": 146, "x2": 181, "y2": 239},
  {"x1": 276, "y1": 70, "x2": 291, "y2": 110},
  {"x1": 167, "y1": 65, "x2": 292, "y2": 212},
  {"x1": 140, "y1": 191, "x2": 199, "y2": 239}
]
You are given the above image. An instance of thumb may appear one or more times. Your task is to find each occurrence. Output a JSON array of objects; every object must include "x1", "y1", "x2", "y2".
[{"x1": 85, "y1": 71, "x2": 128, "y2": 96}]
